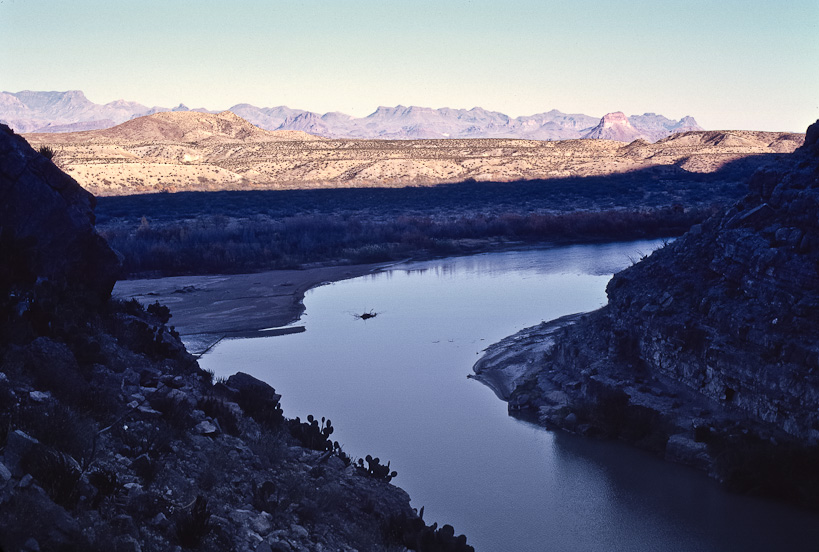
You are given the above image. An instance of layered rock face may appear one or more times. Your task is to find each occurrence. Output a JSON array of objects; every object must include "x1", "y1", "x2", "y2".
[
  {"x1": 0, "y1": 124, "x2": 119, "y2": 297},
  {"x1": 476, "y1": 120, "x2": 819, "y2": 503},
  {"x1": 593, "y1": 122, "x2": 819, "y2": 440}
]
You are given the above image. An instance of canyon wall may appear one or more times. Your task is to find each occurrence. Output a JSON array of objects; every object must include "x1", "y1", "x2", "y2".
[{"x1": 475, "y1": 120, "x2": 819, "y2": 504}]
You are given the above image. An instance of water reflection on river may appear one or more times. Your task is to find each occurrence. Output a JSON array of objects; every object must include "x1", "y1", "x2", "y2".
[{"x1": 200, "y1": 241, "x2": 819, "y2": 552}]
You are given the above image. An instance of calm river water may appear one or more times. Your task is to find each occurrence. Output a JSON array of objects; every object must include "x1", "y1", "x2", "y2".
[{"x1": 200, "y1": 241, "x2": 819, "y2": 552}]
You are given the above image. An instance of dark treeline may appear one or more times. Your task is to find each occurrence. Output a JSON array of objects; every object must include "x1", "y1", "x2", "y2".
[
  {"x1": 96, "y1": 165, "x2": 757, "y2": 277},
  {"x1": 100, "y1": 206, "x2": 714, "y2": 277}
]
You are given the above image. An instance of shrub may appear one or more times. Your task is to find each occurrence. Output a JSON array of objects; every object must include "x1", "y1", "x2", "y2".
[
  {"x1": 22, "y1": 445, "x2": 81, "y2": 508},
  {"x1": 146, "y1": 301, "x2": 172, "y2": 324},
  {"x1": 251, "y1": 480, "x2": 280, "y2": 514},
  {"x1": 198, "y1": 396, "x2": 240, "y2": 436},
  {"x1": 88, "y1": 467, "x2": 121, "y2": 508},
  {"x1": 14, "y1": 402, "x2": 95, "y2": 464},
  {"x1": 38, "y1": 145, "x2": 55, "y2": 160},
  {"x1": 114, "y1": 419, "x2": 173, "y2": 459},
  {"x1": 248, "y1": 431, "x2": 289, "y2": 468},
  {"x1": 149, "y1": 394, "x2": 194, "y2": 431},
  {"x1": 175, "y1": 496, "x2": 212, "y2": 548}
]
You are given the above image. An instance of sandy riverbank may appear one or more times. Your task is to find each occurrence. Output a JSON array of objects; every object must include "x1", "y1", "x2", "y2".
[
  {"x1": 113, "y1": 262, "x2": 394, "y2": 353},
  {"x1": 470, "y1": 313, "x2": 586, "y2": 400}
]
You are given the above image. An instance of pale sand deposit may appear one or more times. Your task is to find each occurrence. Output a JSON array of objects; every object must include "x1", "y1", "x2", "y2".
[{"x1": 113, "y1": 262, "x2": 391, "y2": 354}]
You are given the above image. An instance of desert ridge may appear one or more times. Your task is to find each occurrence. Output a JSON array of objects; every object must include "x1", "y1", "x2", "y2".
[
  {"x1": 24, "y1": 110, "x2": 322, "y2": 144},
  {"x1": 23, "y1": 110, "x2": 805, "y2": 196}
]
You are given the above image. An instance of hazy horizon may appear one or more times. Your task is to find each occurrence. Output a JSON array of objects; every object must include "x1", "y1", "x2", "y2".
[
  {"x1": 2, "y1": 0, "x2": 817, "y2": 133},
  {"x1": 0, "y1": 88, "x2": 708, "y2": 124}
]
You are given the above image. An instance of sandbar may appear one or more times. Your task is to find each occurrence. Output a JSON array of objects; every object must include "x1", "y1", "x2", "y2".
[{"x1": 113, "y1": 262, "x2": 392, "y2": 354}]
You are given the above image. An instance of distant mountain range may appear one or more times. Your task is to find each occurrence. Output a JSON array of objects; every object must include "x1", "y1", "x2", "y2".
[{"x1": 1, "y1": 90, "x2": 702, "y2": 142}]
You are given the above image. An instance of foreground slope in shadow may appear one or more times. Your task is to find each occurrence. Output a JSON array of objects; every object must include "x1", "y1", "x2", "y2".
[{"x1": 0, "y1": 123, "x2": 472, "y2": 551}]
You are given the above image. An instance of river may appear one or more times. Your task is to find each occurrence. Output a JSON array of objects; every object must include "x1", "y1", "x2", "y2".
[{"x1": 199, "y1": 241, "x2": 819, "y2": 551}]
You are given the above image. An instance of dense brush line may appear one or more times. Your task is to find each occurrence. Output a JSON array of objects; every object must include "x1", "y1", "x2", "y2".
[{"x1": 100, "y1": 206, "x2": 715, "y2": 277}]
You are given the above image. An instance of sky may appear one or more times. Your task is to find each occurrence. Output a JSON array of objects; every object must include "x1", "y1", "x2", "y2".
[{"x1": 1, "y1": 0, "x2": 817, "y2": 131}]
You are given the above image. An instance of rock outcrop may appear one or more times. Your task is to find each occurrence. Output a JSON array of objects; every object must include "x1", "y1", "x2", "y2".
[
  {"x1": 0, "y1": 124, "x2": 119, "y2": 297},
  {"x1": 582, "y1": 112, "x2": 648, "y2": 142},
  {"x1": 475, "y1": 120, "x2": 819, "y2": 507}
]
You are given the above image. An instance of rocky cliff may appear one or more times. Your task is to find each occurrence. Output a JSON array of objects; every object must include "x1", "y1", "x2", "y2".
[
  {"x1": 474, "y1": 120, "x2": 819, "y2": 507},
  {"x1": 0, "y1": 125, "x2": 472, "y2": 550}
]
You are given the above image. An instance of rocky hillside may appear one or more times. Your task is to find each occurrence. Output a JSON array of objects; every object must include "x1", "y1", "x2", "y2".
[
  {"x1": 0, "y1": 125, "x2": 473, "y2": 551},
  {"x1": 473, "y1": 120, "x2": 819, "y2": 507},
  {"x1": 2, "y1": 90, "x2": 702, "y2": 141},
  {"x1": 22, "y1": 112, "x2": 801, "y2": 196}
]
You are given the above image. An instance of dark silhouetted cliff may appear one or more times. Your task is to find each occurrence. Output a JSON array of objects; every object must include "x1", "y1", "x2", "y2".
[{"x1": 0, "y1": 124, "x2": 120, "y2": 297}]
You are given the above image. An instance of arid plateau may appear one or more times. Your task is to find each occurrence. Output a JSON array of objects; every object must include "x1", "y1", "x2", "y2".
[{"x1": 23, "y1": 111, "x2": 804, "y2": 196}]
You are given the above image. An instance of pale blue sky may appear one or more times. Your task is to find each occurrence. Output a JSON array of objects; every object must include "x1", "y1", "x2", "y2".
[{"x1": 1, "y1": 0, "x2": 817, "y2": 131}]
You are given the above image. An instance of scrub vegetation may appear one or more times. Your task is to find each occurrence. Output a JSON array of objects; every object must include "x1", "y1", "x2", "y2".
[{"x1": 97, "y1": 167, "x2": 748, "y2": 277}]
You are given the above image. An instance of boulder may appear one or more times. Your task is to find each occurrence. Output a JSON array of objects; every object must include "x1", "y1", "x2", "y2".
[{"x1": 226, "y1": 372, "x2": 282, "y2": 404}]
